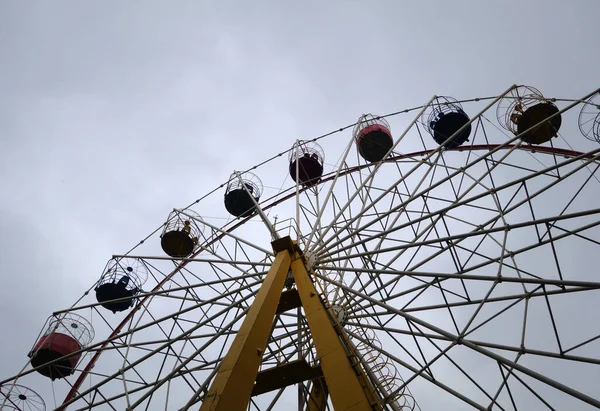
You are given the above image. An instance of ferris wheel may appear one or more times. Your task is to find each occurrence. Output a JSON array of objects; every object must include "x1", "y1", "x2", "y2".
[{"x1": 3, "y1": 84, "x2": 600, "y2": 410}]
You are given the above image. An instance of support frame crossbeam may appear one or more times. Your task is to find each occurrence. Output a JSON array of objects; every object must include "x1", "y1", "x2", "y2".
[{"x1": 252, "y1": 359, "x2": 323, "y2": 396}]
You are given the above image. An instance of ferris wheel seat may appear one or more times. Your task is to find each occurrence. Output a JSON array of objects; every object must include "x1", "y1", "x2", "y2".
[
  {"x1": 356, "y1": 125, "x2": 393, "y2": 163},
  {"x1": 28, "y1": 332, "x2": 82, "y2": 380},
  {"x1": 289, "y1": 156, "x2": 323, "y2": 186},
  {"x1": 161, "y1": 229, "x2": 196, "y2": 258},
  {"x1": 95, "y1": 282, "x2": 138, "y2": 313},
  {"x1": 516, "y1": 102, "x2": 562, "y2": 144},
  {"x1": 431, "y1": 110, "x2": 472, "y2": 148},
  {"x1": 224, "y1": 189, "x2": 259, "y2": 218}
]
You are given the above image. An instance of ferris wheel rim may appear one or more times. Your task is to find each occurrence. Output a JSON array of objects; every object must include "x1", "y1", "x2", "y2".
[
  {"x1": 55, "y1": 140, "x2": 600, "y2": 409},
  {"x1": 7, "y1": 86, "x2": 600, "y2": 410}
]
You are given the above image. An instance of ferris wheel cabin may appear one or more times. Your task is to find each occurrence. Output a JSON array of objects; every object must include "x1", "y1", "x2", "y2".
[
  {"x1": 578, "y1": 93, "x2": 600, "y2": 143},
  {"x1": 288, "y1": 141, "x2": 325, "y2": 186},
  {"x1": 224, "y1": 173, "x2": 263, "y2": 217},
  {"x1": 0, "y1": 384, "x2": 46, "y2": 411},
  {"x1": 353, "y1": 114, "x2": 394, "y2": 163},
  {"x1": 498, "y1": 86, "x2": 562, "y2": 145},
  {"x1": 160, "y1": 210, "x2": 203, "y2": 258},
  {"x1": 28, "y1": 314, "x2": 94, "y2": 380},
  {"x1": 424, "y1": 97, "x2": 472, "y2": 148},
  {"x1": 95, "y1": 258, "x2": 148, "y2": 313}
]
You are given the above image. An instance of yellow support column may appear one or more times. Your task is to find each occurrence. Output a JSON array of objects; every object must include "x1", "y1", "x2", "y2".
[
  {"x1": 200, "y1": 248, "x2": 292, "y2": 411},
  {"x1": 306, "y1": 379, "x2": 328, "y2": 411},
  {"x1": 291, "y1": 258, "x2": 379, "y2": 411}
]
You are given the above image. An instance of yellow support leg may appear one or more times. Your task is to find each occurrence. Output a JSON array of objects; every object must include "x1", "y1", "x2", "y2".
[
  {"x1": 199, "y1": 237, "x2": 379, "y2": 411},
  {"x1": 200, "y1": 249, "x2": 292, "y2": 411},
  {"x1": 306, "y1": 379, "x2": 328, "y2": 411},
  {"x1": 291, "y1": 258, "x2": 379, "y2": 411}
]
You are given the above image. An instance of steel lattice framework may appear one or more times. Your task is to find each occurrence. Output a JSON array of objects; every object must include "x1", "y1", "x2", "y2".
[{"x1": 3, "y1": 85, "x2": 600, "y2": 410}]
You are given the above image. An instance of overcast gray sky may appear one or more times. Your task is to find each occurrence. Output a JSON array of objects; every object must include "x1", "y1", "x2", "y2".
[{"x1": 1, "y1": 1, "x2": 599, "y2": 409}]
